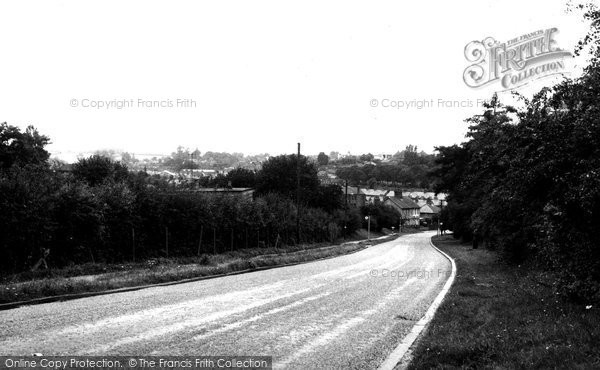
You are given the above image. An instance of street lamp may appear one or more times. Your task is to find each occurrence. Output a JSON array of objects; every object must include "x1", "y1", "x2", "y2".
[{"x1": 365, "y1": 216, "x2": 371, "y2": 240}]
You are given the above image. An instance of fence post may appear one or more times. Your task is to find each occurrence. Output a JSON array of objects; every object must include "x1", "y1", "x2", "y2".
[
  {"x1": 197, "y1": 225, "x2": 204, "y2": 257},
  {"x1": 213, "y1": 228, "x2": 216, "y2": 254},
  {"x1": 132, "y1": 227, "x2": 135, "y2": 263},
  {"x1": 165, "y1": 226, "x2": 169, "y2": 258}
]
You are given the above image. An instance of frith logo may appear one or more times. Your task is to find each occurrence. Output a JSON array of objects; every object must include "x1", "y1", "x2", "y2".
[{"x1": 463, "y1": 28, "x2": 572, "y2": 90}]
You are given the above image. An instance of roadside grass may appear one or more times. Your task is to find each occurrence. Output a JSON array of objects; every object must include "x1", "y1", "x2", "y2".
[
  {"x1": 407, "y1": 235, "x2": 600, "y2": 369},
  {"x1": 0, "y1": 231, "x2": 404, "y2": 305}
]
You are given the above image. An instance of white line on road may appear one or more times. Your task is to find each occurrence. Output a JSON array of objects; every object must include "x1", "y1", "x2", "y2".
[
  {"x1": 274, "y1": 278, "x2": 418, "y2": 369},
  {"x1": 84, "y1": 285, "x2": 322, "y2": 354}
]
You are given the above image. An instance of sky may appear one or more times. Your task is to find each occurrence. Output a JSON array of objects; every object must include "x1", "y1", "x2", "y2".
[{"x1": 0, "y1": 0, "x2": 594, "y2": 160}]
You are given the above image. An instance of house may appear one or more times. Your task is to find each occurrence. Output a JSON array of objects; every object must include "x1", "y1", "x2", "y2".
[
  {"x1": 420, "y1": 204, "x2": 441, "y2": 221},
  {"x1": 181, "y1": 169, "x2": 217, "y2": 179},
  {"x1": 402, "y1": 191, "x2": 447, "y2": 207},
  {"x1": 344, "y1": 186, "x2": 366, "y2": 208},
  {"x1": 318, "y1": 170, "x2": 339, "y2": 185},
  {"x1": 383, "y1": 197, "x2": 420, "y2": 226},
  {"x1": 361, "y1": 189, "x2": 395, "y2": 204},
  {"x1": 373, "y1": 154, "x2": 393, "y2": 162}
]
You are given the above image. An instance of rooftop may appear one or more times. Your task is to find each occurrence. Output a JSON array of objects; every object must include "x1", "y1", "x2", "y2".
[{"x1": 386, "y1": 196, "x2": 420, "y2": 209}]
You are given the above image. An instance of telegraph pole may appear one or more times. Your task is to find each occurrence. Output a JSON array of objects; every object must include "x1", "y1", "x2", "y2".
[{"x1": 296, "y1": 143, "x2": 301, "y2": 244}]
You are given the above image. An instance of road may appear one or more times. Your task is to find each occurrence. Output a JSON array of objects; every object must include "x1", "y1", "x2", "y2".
[{"x1": 0, "y1": 231, "x2": 450, "y2": 369}]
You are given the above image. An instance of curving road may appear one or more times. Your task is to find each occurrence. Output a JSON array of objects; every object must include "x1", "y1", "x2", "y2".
[{"x1": 0, "y1": 231, "x2": 450, "y2": 369}]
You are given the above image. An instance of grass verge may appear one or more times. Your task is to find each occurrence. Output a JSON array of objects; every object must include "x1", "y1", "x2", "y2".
[
  {"x1": 0, "y1": 232, "x2": 400, "y2": 306},
  {"x1": 407, "y1": 235, "x2": 600, "y2": 369}
]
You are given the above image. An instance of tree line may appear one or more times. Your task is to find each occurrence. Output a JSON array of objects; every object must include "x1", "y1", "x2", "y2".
[
  {"x1": 334, "y1": 146, "x2": 437, "y2": 189},
  {"x1": 0, "y1": 127, "x2": 393, "y2": 274},
  {"x1": 433, "y1": 5, "x2": 600, "y2": 302}
]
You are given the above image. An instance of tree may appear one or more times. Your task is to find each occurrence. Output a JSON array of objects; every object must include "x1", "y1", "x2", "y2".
[
  {"x1": 72, "y1": 155, "x2": 129, "y2": 186},
  {"x1": 121, "y1": 152, "x2": 138, "y2": 167},
  {"x1": 359, "y1": 153, "x2": 374, "y2": 162},
  {"x1": 256, "y1": 154, "x2": 319, "y2": 205},
  {"x1": 360, "y1": 203, "x2": 400, "y2": 231},
  {"x1": 317, "y1": 152, "x2": 329, "y2": 166},
  {"x1": 312, "y1": 184, "x2": 343, "y2": 213},
  {"x1": 226, "y1": 167, "x2": 256, "y2": 188},
  {"x1": 403, "y1": 145, "x2": 420, "y2": 166},
  {"x1": 431, "y1": 21, "x2": 600, "y2": 301},
  {"x1": 163, "y1": 146, "x2": 190, "y2": 171},
  {"x1": 336, "y1": 166, "x2": 367, "y2": 185},
  {"x1": 94, "y1": 149, "x2": 119, "y2": 160},
  {"x1": 0, "y1": 123, "x2": 50, "y2": 169}
]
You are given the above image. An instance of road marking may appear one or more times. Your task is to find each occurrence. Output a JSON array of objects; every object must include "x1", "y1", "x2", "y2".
[
  {"x1": 53, "y1": 280, "x2": 291, "y2": 337},
  {"x1": 311, "y1": 244, "x2": 409, "y2": 280},
  {"x1": 377, "y1": 235, "x2": 457, "y2": 370},
  {"x1": 83, "y1": 286, "x2": 322, "y2": 354},
  {"x1": 190, "y1": 292, "x2": 333, "y2": 342},
  {"x1": 274, "y1": 278, "x2": 418, "y2": 369},
  {"x1": 343, "y1": 248, "x2": 415, "y2": 281}
]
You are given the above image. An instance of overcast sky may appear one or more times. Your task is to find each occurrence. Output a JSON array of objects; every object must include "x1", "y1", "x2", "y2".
[{"x1": 0, "y1": 0, "x2": 593, "y2": 159}]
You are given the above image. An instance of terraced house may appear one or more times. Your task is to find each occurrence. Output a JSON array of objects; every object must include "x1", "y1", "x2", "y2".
[{"x1": 383, "y1": 196, "x2": 421, "y2": 226}]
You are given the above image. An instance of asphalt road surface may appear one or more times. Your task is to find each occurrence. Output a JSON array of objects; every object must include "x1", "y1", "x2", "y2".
[{"x1": 0, "y1": 231, "x2": 451, "y2": 369}]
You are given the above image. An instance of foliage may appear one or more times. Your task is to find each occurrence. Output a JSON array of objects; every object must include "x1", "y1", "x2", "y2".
[
  {"x1": 433, "y1": 29, "x2": 600, "y2": 301},
  {"x1": 72, "y1": 155, "x2": 129, "y2": 186},
  {"x1": 0, "y1": 122, "x2": 50, "y2": 170},
  {"x1": 255, "y1": 154, "x2": 319, "y2": 204},
  {"x1": 360, "y1": 203, "x2": 400, "y2": 231},
  {"x1": 225, "y1": 167, "x2": 256, "y2": 188},
  {"x1": 0, "y1": 129, "x2": 355, "y2": 274},
  {"x1": 317, "y1": 152, "x2": 329, "y2": 166},
  {"x1": 335, "y1": 146, "x2": 437, "y2": 189}
]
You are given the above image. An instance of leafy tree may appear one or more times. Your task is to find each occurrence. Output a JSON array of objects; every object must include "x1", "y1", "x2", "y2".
[
  {"x1": 359, "y1": 153, "x2": 374, "y2": 162},
  {"x1": 121, "y1": 152, "x2": 138, "y2": 166},
  {"x1": 0, "y1": 123, "x2": 50, "y2": 169},
  {"x1": 317, "y1": 152, "x2": 329, "y2": 166},
  {"x1": 403, "y1": 145, "x2": 421, "y2": 166},
  {"x1": 432, "y1": 8, "x2": 600, "y2": 301},
  {"x1": 0, "y1": 164, "x2": 58, "y2": 272},
  {"x1": 163, "y1": 146, "x2": 191, "y2": 171},
  {"x1": 312, "y1": 184, "x2": 343, "y2": 213},
  {"x1": 336, "y1": 166, "x2": 367, "y2": 185},
  {"x1": 226, "y1": 167, "x2": 256, "y2": 188},
  {"x1": 338, "y1": 155, "x2": 358, "y2": 165},
  {"x1": 360, "y1": 203, "x2": 399, "y2": 231},
  {"x1": 256, "y1": 154, "x2": 319, "y2": 204},
  {"x1": 72, "y1": 155, "x2": 129, "y2": 186}
]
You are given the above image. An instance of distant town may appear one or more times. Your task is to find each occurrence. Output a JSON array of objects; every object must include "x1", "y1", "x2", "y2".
[{"x1": 50, "y1": 144, "x2": 446, "y2": 228}]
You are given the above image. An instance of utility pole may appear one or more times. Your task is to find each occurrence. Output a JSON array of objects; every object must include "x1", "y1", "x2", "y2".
[
  {"x1": 439, "y1": 198, "x2": 444, "y2": 236},
  {"x1": 296, "y1": 143, "x2": 301, "y2": 245},
  {"x1": 345, "y1": 180, "x2": 348, "y2": 208}
]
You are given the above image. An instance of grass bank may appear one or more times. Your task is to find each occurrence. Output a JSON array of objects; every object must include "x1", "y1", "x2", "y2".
[
  {"x1": 406, "y1": 235, "x2": 600, "y2": 369},
  {"x1": 0, "y1": 231, "x2": 402, "y2": 306}
]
